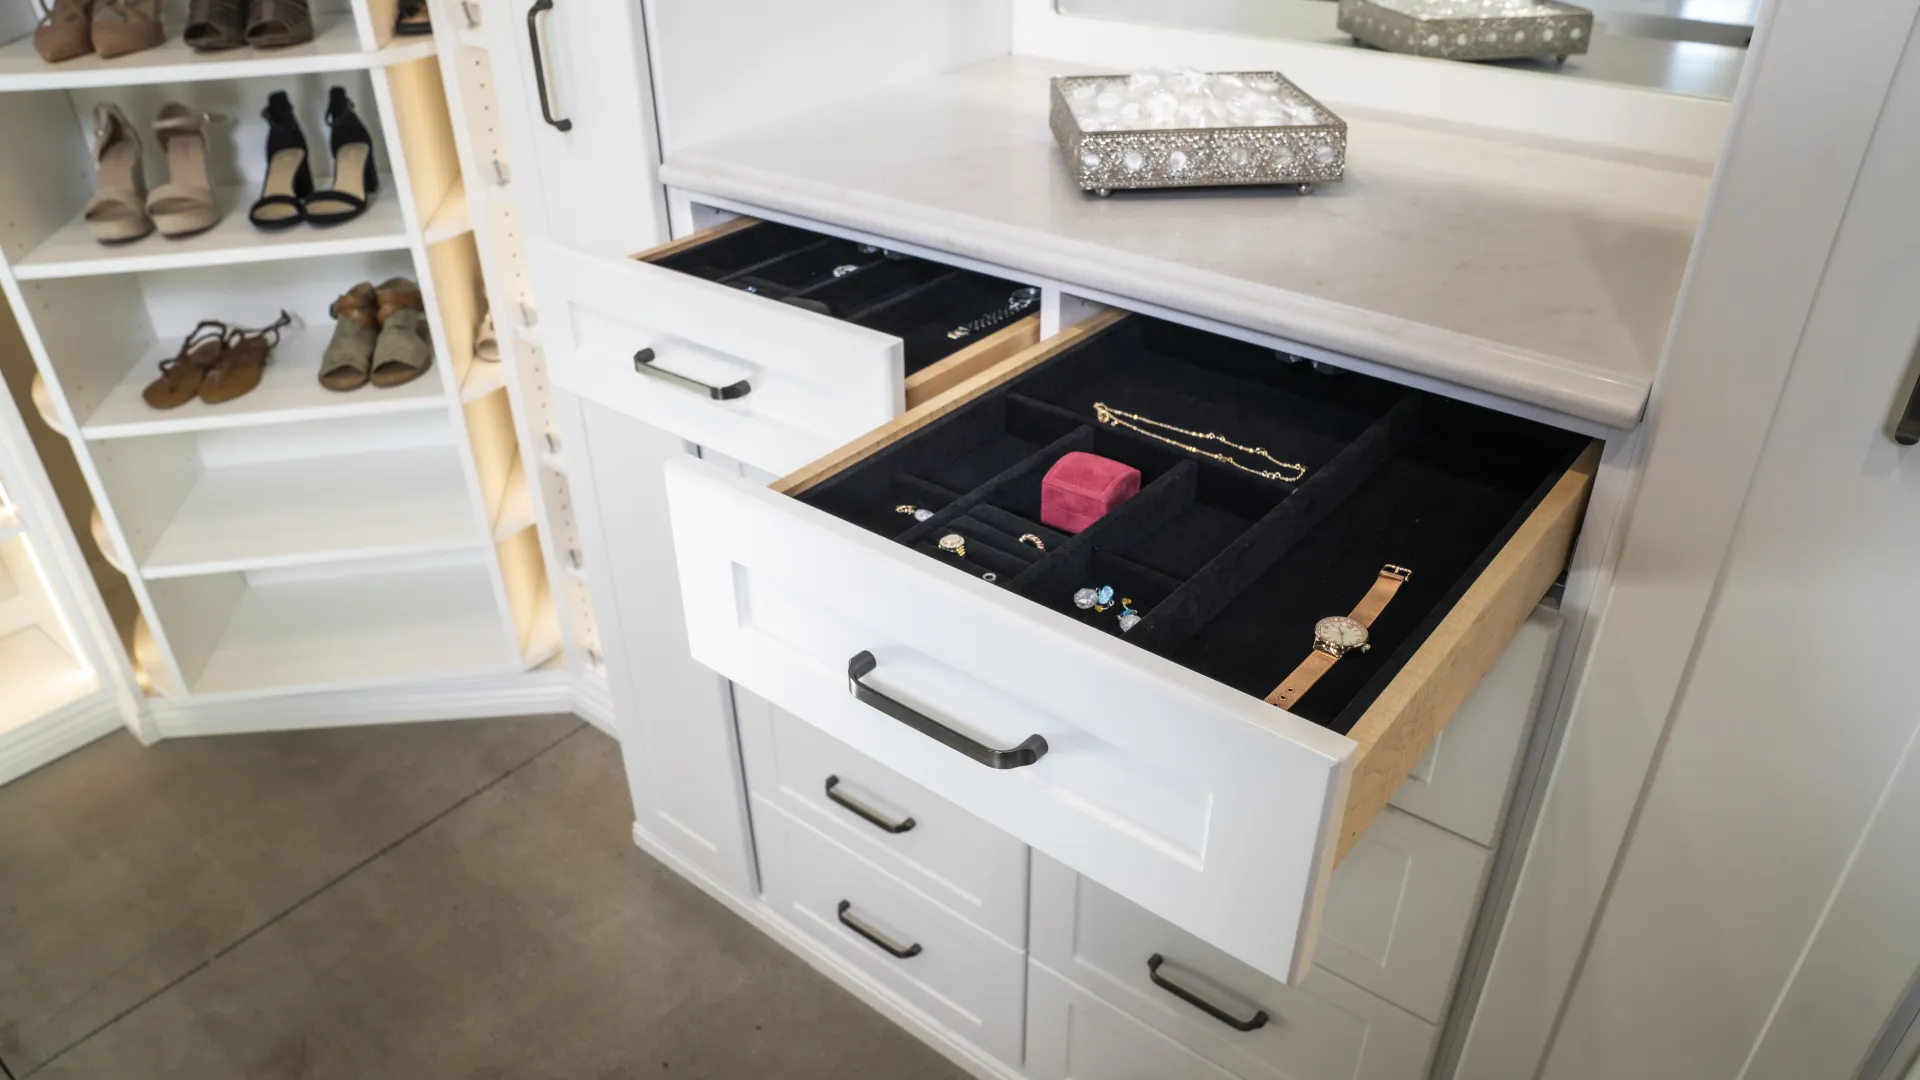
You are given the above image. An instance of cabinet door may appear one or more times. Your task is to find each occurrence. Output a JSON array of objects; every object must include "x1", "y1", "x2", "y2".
[
  {"x1": 500, "y1": 0, "x2": 667, "y2": 254},
  {"x1": 568, "y1": 395, "x2": 754, "y2": 895}
]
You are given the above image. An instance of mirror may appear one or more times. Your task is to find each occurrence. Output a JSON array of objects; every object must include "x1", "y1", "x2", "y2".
[{"x1": 1055, "y1": 0, "x2": 1752, "y2": 100}]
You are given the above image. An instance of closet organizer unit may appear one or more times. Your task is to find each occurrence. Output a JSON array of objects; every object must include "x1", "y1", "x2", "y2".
[
  {"x1": 0, "y1": 0, "x2": 561, "y2": 703},
  {"x1": 0, "y1": 469, "x2": 96, "y2": 747},
  {"x1": 419, "y1": 12, "x2": 597, "y2": 689}
]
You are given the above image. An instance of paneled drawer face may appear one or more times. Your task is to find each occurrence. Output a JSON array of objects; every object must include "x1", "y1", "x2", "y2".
[
  {"x1": 753, "y1": 797, "x2": 1027, "y2": 1065},
  {"x1": 1313, "y1": 810, "x2": 1490, "y2": 1020},
  {"x1": 1389, "y1": 606, "x2": 1561, "y2": 846},
  {"x1": 1031, "y1": 855, "x2": 1438, "y2": 1080},
  {"x1": 737, "y1": 688, "x2": 1030, "y2": 946},
  {"x1": 1026, "y1": 962, "x2": 1239, "y2": 1080},
  {"x1": 533, "y1": 217, "x2": 1041, "y2": 476},
  {"x1": 666, "y1": 311, "x2": 1598, "y2": 985}
]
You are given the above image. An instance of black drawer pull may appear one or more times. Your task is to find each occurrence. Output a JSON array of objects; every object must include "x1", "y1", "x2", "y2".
[
  {"x1": 1147, "y1": 954, "x2": 1271, "y2": 1032},
  {"x1": 633, "y1": 348, "x2": 752, "y2": 401},
  {"x1": 837, "y1": 900, "x2": 921, "y2": 958},
  {"x1": 825, "y1": 775, "x2": 916, "y2": 834},
  {"x1": 524, "y1": 0, "x2": 571, "y2": 132},
  {"x1": 847, "y1": 651, "x2": 1047, "y2": 770}
]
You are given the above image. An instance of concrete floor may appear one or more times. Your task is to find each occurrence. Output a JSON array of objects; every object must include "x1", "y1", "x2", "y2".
[{"x1": 0, "y1": 716, "x2": 974, "y2": 1079}]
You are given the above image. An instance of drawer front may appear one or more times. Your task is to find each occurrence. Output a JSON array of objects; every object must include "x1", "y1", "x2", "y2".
[
  {"x1": 1388, "y1": 606, "x2": 1560, "y2": 846},
  {"x1": 1031, "y1": 855, "x2": 1438, "y2": 1080},
  {"x1": 737, "y1": 687, "x2": 1030, "y2": 946},
  {"x1": 753, "y1": 796, "x2": 1026, "y2": 1065},
  {"x1": 1301, "y1": 810, "x2": 1488, "y2": 1021},
  {"x1": 667, "y1": 452, "x2": 1355, "y2": 987},
  {"x1": 532, "y1": 239, "x2": 902, "y2": 476},
  {"x1": 1026, "y1": 962, "x2": 1239, "y2": 1080}
]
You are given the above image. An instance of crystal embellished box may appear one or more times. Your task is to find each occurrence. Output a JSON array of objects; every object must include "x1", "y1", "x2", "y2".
[
  {"x1": 1049, "y1": 71, "x2": 1347, "y2": 197},
  {"x1": 1337, "y1": 0, "x2": 1594, "y2": 63}
]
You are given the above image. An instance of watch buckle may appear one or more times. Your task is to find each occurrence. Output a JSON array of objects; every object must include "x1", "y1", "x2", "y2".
[{"x1": 1381, "y1": 563, "x2": 1412, "y2": 581}]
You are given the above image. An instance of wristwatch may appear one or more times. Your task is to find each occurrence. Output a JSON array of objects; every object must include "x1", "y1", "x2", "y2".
[{"x1": 1265, "y1": 564, "x2": 1411, "y2": 710}]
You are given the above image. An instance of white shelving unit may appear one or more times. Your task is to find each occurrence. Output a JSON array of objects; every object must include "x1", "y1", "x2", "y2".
[
  {"x1": 420, "y1": 0, "x2": 611, "y2": 719},
  {"x1": 0, "y1": 303, "x2": 123, "y2": 782},
  {"x1": 0, "y1": 0, "x2": 570, "y2": 731}
]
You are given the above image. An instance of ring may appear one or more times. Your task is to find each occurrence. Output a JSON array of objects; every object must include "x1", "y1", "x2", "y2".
[
  {"x1": 1019, "y1": 533, "x2": 1046, "y2": 551},
  {"x1": 938, "y1": 533, "x2": 967, "y2": 558},
  {"x1": 982, "y1": 572, "x2": 997, "y2": 583}
]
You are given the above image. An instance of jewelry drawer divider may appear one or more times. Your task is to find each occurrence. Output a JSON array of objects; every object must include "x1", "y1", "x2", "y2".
[{"x1": 881, "y1": 390, "x2": 1425, "y2": 664}]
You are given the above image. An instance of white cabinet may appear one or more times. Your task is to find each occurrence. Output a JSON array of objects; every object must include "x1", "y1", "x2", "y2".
[
  {"x1": 496, "y1": 0, "x2": 667, "y2": 254},
  {"x1": 536, "y1": 198, "x2": 1583, "y2": 1076}
]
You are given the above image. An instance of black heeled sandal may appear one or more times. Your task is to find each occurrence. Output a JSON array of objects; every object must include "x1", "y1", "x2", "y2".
[
  {"x1": 306, "y1": 87, "x2": 379, "y2": 229},
  {"x1": 247, "y1": 90, "x2": 311, "y2": 231}
]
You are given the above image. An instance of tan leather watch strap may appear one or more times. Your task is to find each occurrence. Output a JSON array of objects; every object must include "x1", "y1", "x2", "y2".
[
  {"x1": 1265, "y1": 648, "x2": 1336, "y2": 710},
  {"x1": 1264, "y1": 564, "x2": 1412, "y2": 712},
  {"x1": 1351, "y1": 564, "x2": 1411, "y2": 628}
]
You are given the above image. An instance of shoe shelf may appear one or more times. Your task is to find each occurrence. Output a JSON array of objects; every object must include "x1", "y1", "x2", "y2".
[
  {"x1": 146, "y1": 552, "x2": 507, "y2": 697},
  {"x1": 92, "y1": 416, "x2": 480, "y2": 578},
  {"x1": 0, "y1": 18, "x2": 435, "y2": 94},
  {"x1": 78, "y1": 324, "x2": 445, "y2": 437},
  {"x1": 0, "y1": 0, "x2": 563, "y2": 707},
  {"x1": 12, "y1": 182, "x2": 411, "y2": 280}
]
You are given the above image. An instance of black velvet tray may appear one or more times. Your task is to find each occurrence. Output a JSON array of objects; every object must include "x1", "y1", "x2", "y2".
[
  {"x1": 796, "y1": 317, "x2": 1591, "y2": 735},
  {"x1": 650, "y1": 221, "x2": 1031, "y2": 377}
]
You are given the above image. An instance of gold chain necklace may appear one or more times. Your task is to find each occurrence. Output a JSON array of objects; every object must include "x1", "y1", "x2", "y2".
[{"x1": 1093, "y1": 402, "x2": 1308, "y2": 483}]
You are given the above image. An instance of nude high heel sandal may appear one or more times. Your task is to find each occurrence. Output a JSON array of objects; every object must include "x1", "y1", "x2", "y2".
[
  {"x1": 33, "y1": 0, "x2": 93, "y2": 63},
  {"x1": 85, "y1": 104, "x2": 153, "y2": 244},
  {"x1": 305, "y1": 87, "x2": 379, "y2": 228},
  {"x1": 90, "y1": 0, "x2": 164, "y2": 59},
  {"x1": 249, "y1": 91, "x2": 312, "y2": 231},
  {"x1": 147, "y1": 105, "x2": 224, "y2": 238}
]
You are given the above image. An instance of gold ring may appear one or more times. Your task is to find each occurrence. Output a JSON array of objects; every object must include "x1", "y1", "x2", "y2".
[{"x1": 1019, "y1": 533, "x2": 1046, "y2": 551}]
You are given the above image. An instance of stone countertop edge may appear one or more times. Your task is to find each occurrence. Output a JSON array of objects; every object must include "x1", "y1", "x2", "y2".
[{"x1": 658, "y1": 158, "x2": 1652, "y2": 432}]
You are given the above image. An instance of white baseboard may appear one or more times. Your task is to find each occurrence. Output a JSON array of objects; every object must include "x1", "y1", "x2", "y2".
[
  {"x1": 149, "y1": 669, "x2": 576, "y2": 738},
  {"x1": 630, "y1": 822, "x2": 1026, "y2": 1080},
  {"x1": 0, "y1": 691, "x2": 124, "y2": 787},
  {"x1": 571, "y1": 666, "x2": 618, "y2": 737}
]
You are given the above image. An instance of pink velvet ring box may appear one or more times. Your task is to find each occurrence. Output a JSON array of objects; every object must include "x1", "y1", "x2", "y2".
[{"x1": 1041, "y1": 451, "x2": 1142, "y2": 533}]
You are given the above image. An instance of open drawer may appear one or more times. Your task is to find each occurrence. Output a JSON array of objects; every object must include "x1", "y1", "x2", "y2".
[
  {"x1": 664, "y1": 311, "x2": 1597, "y2": 984},
  {"x1": 534, "y1": 217, "x2": 1043, "y2": 475}
]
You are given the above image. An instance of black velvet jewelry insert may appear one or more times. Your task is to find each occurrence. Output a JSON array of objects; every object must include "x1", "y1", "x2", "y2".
[
  {"x1": 647, "y1": 220, "x2": 1030, "y2": 376},
  {"x1": 795, "y1": 316, "x2": 1591, "y2": 735}
]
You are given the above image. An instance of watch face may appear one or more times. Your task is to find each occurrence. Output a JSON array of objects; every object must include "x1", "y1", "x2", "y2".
[{"x1": 1314, "y1": 616, "x2": 1369, "y2": 652}]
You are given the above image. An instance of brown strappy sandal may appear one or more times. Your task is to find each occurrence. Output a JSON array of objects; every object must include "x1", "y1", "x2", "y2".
[
  {"x1": 244, "y1": 0, "x2": 313, "y2": 48},
  {"x1": 200, "y1": 311, "x2": 291, "y2": 405},
  {"x1": 184, "y1": 0, "x2": 246, "y2": 51},
  {"x1": 143, "y1": 321, "x2": 230, "y2": 410}
]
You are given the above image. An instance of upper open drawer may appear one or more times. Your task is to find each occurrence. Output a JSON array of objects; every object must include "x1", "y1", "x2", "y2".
[
  {"x1": 534, "y1": 218, "x2": 1042, "y2": 475},
  {"x1": 664, "y1": 311, "x2": 1596, "y2": 985}
]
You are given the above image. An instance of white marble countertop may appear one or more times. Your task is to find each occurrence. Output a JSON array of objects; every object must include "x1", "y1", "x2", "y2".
[{"x1": 661, "y1": 56, "x2": 1712, "y2": 428}]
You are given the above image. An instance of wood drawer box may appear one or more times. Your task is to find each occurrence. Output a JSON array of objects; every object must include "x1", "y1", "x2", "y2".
[
  {"x1": 665, "y1": 311, "x2": 1597, "y2": 985},
  {"x1": 533, "y1": 217, "x2": 1041, "y2": 476},
  {"x1": 753, "y1": 795, "x2": 1027, "y2": 1066},
  {"x1": 737, "y1": 689, "x2": 1030, "y2": 947}
]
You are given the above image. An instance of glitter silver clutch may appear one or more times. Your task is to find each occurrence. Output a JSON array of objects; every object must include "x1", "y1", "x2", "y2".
[
  {"x1": 1049, "y1": 73, "x2": 1347, "y2": 197},
  {"x1": 1337, "y1": 0, "x2": 1594, "y2": 63}
]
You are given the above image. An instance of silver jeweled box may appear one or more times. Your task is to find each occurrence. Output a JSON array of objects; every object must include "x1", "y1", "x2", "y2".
[
  {"x1": 1337, "y1": 0, "x2": 1594, "y2": 63},
  {"x1": 1049, "y1": 72, "x2": 1347, "y2": 197}
]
